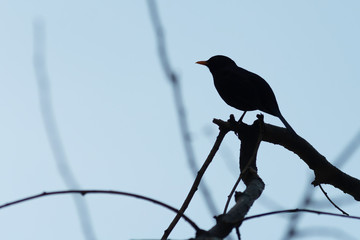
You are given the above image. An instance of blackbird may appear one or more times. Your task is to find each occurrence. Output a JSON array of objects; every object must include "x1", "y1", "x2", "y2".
[{"x1": 196, "y1": 55, "x2": 296, "y2": 135}]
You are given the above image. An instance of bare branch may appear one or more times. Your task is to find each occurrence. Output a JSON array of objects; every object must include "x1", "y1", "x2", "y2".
[
  {"x1": 282, "y1": 129, "x2": 360, "y2": 239},
  {"x1": 262, "y1": 124, "x2": 360, "y2": 201},
  {"x1": 195, "y1": 116, "x2": 265, "y2": 239},
  {"x1": 214, "y1": 119, "x2": 360, "y2": 201},
  {"x1": 195, "y1": 117, "x2": 360, "y2": 239}
]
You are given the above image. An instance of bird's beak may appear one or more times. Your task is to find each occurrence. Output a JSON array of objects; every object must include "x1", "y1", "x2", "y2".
[{"x1": 196, "y1": 60, "x2": 208, "y2": 66}]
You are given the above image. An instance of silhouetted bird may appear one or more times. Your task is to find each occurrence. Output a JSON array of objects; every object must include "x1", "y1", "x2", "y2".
[{"x1": 196, "y1": 55, "x2": 296, "y2": 135}]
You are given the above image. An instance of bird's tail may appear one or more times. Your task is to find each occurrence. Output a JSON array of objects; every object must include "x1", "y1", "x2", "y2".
[{"x1": 278, "y1": 113, "x2": 297, "y2": 136}]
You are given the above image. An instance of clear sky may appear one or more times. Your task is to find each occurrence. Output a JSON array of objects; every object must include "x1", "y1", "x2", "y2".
[{"x1": 1, "y1": 1, "x2": 360, "y2": 239}]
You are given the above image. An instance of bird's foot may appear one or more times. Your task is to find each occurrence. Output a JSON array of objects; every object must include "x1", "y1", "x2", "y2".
[
  {"x1": 256, "y1": 113, "x2": 264, "y2": 122},
  {"x1": 229, "y1": 114, "x2": 236, "y2": 123},
  {"x1": 238, "y1": 111, "x2": 247, "y2": 123},
  {"x1": 229, "y1": 114, "x2": 240, "y2": 137}
]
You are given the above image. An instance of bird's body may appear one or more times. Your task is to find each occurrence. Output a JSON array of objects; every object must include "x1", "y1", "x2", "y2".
[{"x1": 196, "y1": 55, "x2": 296, "y2": 135}]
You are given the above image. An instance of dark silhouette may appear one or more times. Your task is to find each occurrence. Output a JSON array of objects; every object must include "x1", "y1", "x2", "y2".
[{"x1": 197, "y1": 55, "x2": 296, "y2": 135}]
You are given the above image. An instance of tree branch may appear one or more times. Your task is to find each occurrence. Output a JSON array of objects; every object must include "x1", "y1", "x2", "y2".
[
  {"x1": 282, "y1": 129, "x2": 360, "y2": 239},
  {"x1": 195, "y1": 116, "x2": 360, "y2": 239},
  {"x1": 211, "y1": 119, "x2": 360, "y2": 201},
  {"x1": 195, "y1": 116, "x2": 265, "y2": 239},
  {"x1": 263, "y1": 124, "x2": 360, "y2": 201}
]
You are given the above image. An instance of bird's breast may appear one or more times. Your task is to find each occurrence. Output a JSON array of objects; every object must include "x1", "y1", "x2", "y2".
[{"x1": 213, "y1": 74, "x2": 260, "y2": 111}]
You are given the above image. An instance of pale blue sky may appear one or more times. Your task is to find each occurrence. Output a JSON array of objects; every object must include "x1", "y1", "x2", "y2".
[{"x1": 1, "y1": 1, "x2": 360, "y2": 239}]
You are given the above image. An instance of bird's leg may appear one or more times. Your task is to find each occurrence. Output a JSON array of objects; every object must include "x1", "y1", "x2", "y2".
[{"x1": 238, "y1": 111, "x2": 247, "y2": 123}]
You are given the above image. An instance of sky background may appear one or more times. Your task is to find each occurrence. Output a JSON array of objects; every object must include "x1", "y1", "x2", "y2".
[{"x1": 1, "y1": 1, "x2": 360, "y2": 239}]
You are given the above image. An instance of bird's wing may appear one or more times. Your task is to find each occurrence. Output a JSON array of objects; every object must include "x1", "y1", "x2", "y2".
[{"x1": 248, "y1": 71, "x2": 281, "y2": 116}]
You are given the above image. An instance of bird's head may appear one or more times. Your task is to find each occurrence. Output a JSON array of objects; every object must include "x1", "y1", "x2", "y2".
[{"x1": 196, "y1": 55, "x2": 236, "y2": 73}]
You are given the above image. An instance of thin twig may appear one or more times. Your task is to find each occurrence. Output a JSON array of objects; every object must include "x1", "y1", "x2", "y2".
[
  {"x1": 224, "y1": 175, "x2": 242, "y2": 214},
  {"x1": 0, "y1": 190, "x2": 200, "y2": 231},
  {"x1": 33, "y1": 19, "x2": 96, "y2": 240},
  {"x1": 263, "y1": 124, "x2": 360, "y2": 201},
  {"x1": 319, "y1": 184, "x2": 349, "y2": 215},
  {"x1": 162, "y1": 125, "x2": 229, "y2": 240},
  {"x1": 235, "y1": 227, "x2": 241, "y2": 240},
  {"x1": 223, "y1": 153, "x2": 258, "y2": 214},
  {"x1": 243, "y1": 208, "x2": 360, "y2": 222}
]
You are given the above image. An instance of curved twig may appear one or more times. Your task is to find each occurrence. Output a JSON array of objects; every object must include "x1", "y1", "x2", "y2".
[
  {"x1": 243, "y1": 208, "x2": 360, "y2": 222},
  {"x1": 0, "y1": 190, "x2": 200, "y2": 232},
  {"x1": 319, "y1": 184, "x2": 348, "y2": 215}
]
